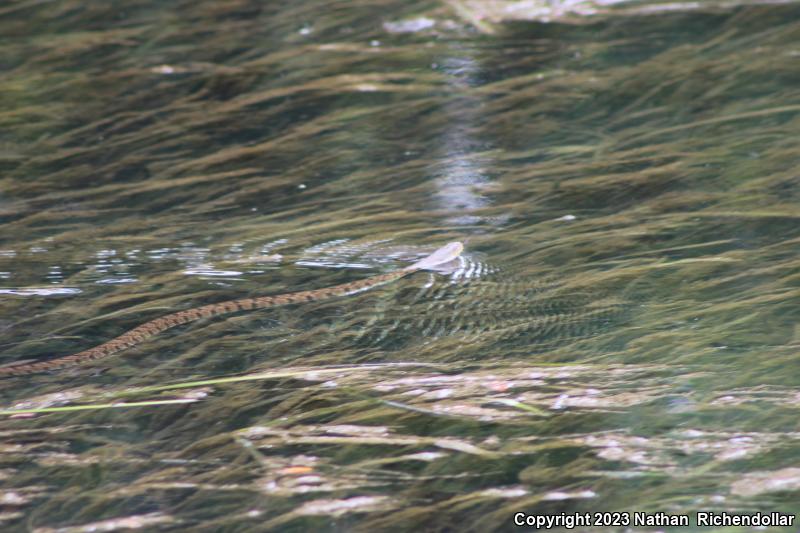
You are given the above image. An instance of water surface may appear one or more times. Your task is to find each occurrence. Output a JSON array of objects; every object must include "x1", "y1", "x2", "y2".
[{"x1": 1, "y1": 0, "x2": 800, "y2": 530}]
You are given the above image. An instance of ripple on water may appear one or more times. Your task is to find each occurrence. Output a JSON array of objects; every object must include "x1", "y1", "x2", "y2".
[
  {"x1": 0, "y1": 287, "x2": 82, "y2": 296},
  {"x1": 295, "y1": 239, "x2": 466, "y2": 271},
  {"x1": 94, "y1": 278, "x2": 138, "y2": 285},
  {"x1": 182, "y1": 266, "x2": 245, "y2": 277}
]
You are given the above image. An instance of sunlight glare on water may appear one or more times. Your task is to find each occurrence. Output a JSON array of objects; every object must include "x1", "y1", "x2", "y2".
[{"x1": 0, "y1": 0, "x2": 799, "y2": 530}]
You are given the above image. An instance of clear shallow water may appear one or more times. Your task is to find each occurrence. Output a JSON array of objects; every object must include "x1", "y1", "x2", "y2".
[{"x1": 1, "y1": 1, "x2": 800, "y2": 531}]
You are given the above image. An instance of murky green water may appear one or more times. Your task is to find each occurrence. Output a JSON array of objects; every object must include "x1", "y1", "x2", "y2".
[{"x1": 2, "y1": 1, "x2": 800, "y2": 531}]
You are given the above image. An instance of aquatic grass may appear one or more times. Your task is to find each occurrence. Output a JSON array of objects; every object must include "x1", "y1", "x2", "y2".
[
  {"x1": 0, "y1": 398, "x2": 200, "y2": 416},
  {"x1": 0, "y1": 364, "x2": 447, "y2": 414},
  {"x1": 2, "y1": 0, "x2": 800, "y2": 529}
]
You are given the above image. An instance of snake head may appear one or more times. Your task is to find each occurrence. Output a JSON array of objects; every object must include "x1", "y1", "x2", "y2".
[{"x1": 404, "y1": 242, "x2": 464, "y2": 272}]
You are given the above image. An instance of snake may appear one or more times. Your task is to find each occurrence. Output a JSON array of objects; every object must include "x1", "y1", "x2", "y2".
[{"x1": 0, "y1": 242, "x2": 464, "y2": 377}]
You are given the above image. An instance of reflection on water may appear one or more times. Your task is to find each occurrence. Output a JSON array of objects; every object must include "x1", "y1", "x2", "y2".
[
  {"x1": 1, "y1": 0, "x2": 800, "y2": 530},
  {"x1": 434, "y1": 52, "x2": 497, "y2": 226}
]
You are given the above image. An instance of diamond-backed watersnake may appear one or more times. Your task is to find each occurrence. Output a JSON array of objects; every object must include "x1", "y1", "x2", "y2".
[{"x1": 0, "y1": 242, "x2": 464, "y2": 377}]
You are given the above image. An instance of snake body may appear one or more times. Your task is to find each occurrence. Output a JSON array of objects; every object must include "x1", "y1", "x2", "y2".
[{"x1": 0, "y1": 242, "x2": 463, "y2": 377}]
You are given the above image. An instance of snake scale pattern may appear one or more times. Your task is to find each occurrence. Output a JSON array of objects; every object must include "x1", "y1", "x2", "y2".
[{"x1": 0, "y1": 242, "x2": 463, "y2": 377}]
